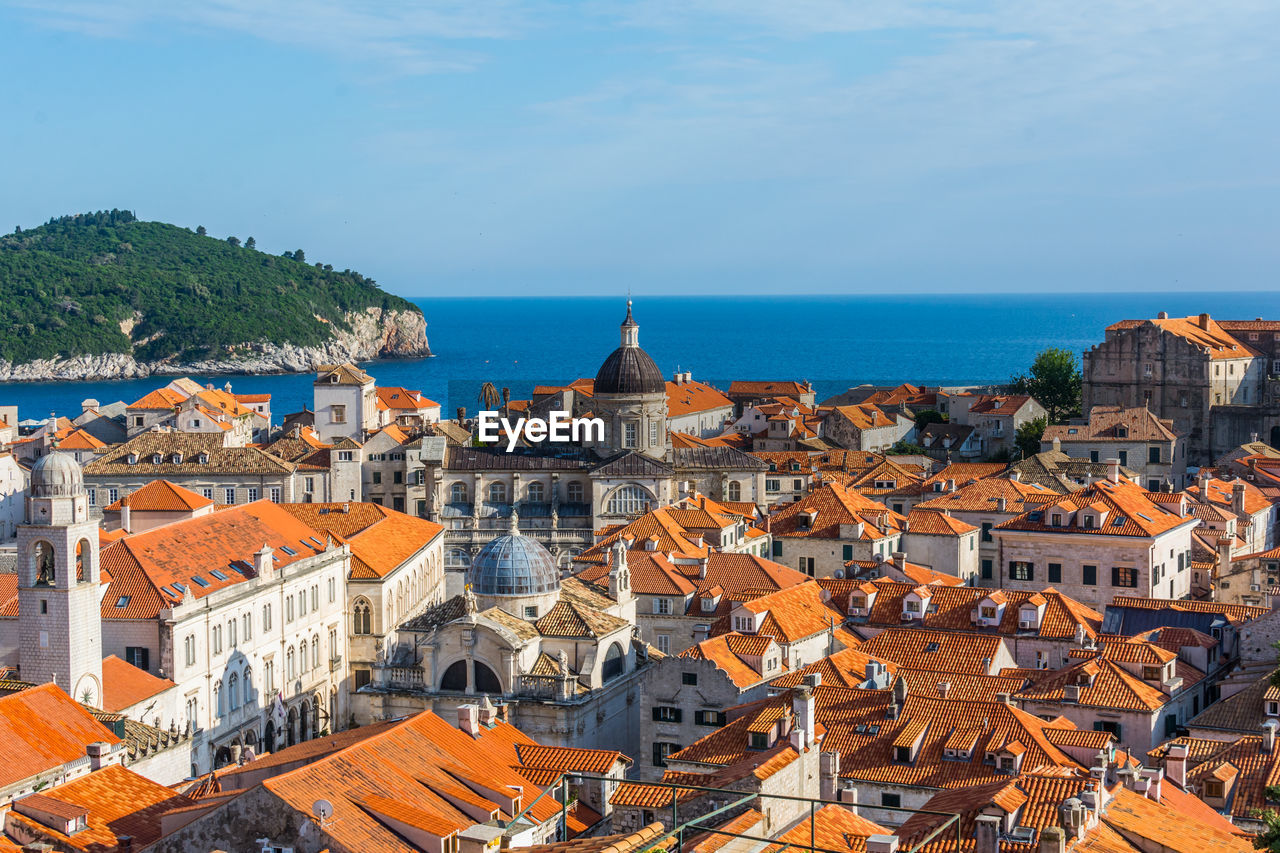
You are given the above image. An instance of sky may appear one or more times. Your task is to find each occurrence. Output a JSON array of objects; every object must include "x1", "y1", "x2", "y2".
[{"x1": 0, "y1": 1, "x2": 1277, "y2": 298}]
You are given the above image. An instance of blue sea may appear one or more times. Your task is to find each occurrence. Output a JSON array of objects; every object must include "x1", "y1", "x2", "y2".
[{"x1": 3, "y1": 293, "x2": 1279, "y2": 422}]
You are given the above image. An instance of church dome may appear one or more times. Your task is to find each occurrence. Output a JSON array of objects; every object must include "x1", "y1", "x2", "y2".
[
  {"x1": 30, "y1": 452, "x2": 84, "y2": 498},
  {"x1": 594, "y1": 301, "x2": 665, "y2": 395},
  {"x1": 467, "y1": 533, "x2": 560, "y2": 597}
]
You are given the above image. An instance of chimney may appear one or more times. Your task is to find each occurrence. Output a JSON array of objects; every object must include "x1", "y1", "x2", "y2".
[
  {"x1": 119, "y1": 504, "x2": 132, "y2": 534},
  {"x1": 1039, "y1": 826, "x2": 1065, "y2": 853},
  {"x1": 1265, "y1": 719, "x2": 1278, "y2": 754},
  {"x1": 254, "y1": 544, "x2": 273, "y2": 576},
  {"x1": 937, "y1": 681, "x2": 951, "y2": 698},
  {"x1": 1164, "y1": 743, "x2": 1188, "y2": 788},
  {"x1": 1052, "y1": 435, "x2": 1061, "y2": 452},
  {"x1": 996, "y1": 496, "x2": 1007, "y2": 512},
  {"x1": 1198, "y1": 313, "x2": 1211, "y2": 330},
  {"x1": 117, "y1": 836, "x2": 134, "y2": 853},
  {"x1": 946, "y1": 478, "x2": 956, "y2": 493},
  {"x1": 839, "y1": 780, "x2": 859, "y2": 805},
  {"x1": 975, "y1": 815, "x2": 1001, "y2": 853},
  {"x1": 87, "y1": 741, "x2": 111, "y2": 771},
  {"x1": 792, "y1": 684, "x2": 816, "y2": 748},
  {"x1": 1157, "y1": 311, "x2": 1169, "y2": 320},
  {"x1": 457, "y1": 704, "x2": 481, "y2": 737},
  {"x1": 1232, "y1": 482, "x2": 1247, "y2": 517},
  {"x1": 867, "y1": 837, "x2": 899, "y2": 853},
  {"x1": 981, "y1": 657, "x2": 991, "y2": 674},
  {"x1": 995, "y1": 692, "x2": 1012, "y2": 706},
  {"x1": 820, "y1": 751, "x2": 842, "y2": 800},
  {"x1": 1107, "y1": 459, "x2": 1120, "y2": 483},
  {"x1": 478, "y1": 695, "x2": 497, "y2": 728},
  {"x1": 891, "y1": 551, "x2": 906, "y2": 568}
]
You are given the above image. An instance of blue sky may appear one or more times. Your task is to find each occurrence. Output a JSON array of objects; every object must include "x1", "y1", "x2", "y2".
[{"x1": 1, "y1": 1, "x2": 1277, "y2": 297}]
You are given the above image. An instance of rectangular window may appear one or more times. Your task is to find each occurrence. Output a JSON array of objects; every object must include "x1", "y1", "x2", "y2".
[
  {"x1": 202, "y1": 488, "x2": 213, "y2": 501},
  {"x1": 328, "y1": 576, "x2": 336, "y2": 603},
  {"x1": 656, "y1": 634, "x2": 671, "y2": 654},
  {"x1": 652, "y1": 707, "x2": 683, "y2": 723},
  {"x1": 125, "y1": 646, "x2": 150, "y2": 671},
  {"x1": 981, "y1": 523, "x2": 993, "y2": 542},
  {"x1": 695, "y1": 710, "x2": 727, "y2": 727},
  {"x1": 332, "y1": 404, "x2": 346, "y2": 424},
  {"x1": 1048, "y1": 563, "x2": 1062, "y2": 583},
  {"x1": 393, "y1": 471, "x2": 403, "y2": 485},
  {"x1": 793, "y1": 478, "x2": 803, "y2": 491},
  {"x1": 652, "y1": 742, "x2": 680, "y2": 767},
  {"x1": 269, "y1": 487, "x2": 281, "y2": 503},
  {"x1": 311, "y1": 585, "x2": 319, "y2": 611},
  {"x1": 1090, "y1": 450, "x2": 1100, "y2": 463},
  {"x1": 1093, "y1": 720, "x2": 1122, "y2": 739},
  {"x1": 354, "y1": 668, "x2": 371, "y2": 690},
  {"x1": 87, "y1": 488, "x2": 96, "y2": 507},
  {"x1": 184, "y1": 635, "x2": 196, "y2": 666},
  {"x1": 624, "y1": 422, "x2": 637, "y2": 448},
  {"x1": 1112, "y1": 567, "x2": 1138, "y2": 588},
  {"x1": 372, "y1": 471, "x2": 382, "y2": 485},
  {"x1": 247, "y1": 487, "x2": 259, "y2": 502},
  {"x1": 108, "y1": 488, "x2": 119, "y2": 504},
  {"x1": 1083, "y1": 564, "x2": 1097, "y2": 585},
  {"x1": 1118, "y1": 450, "x2": 1128, "y2": 466},
  {"x1": 842, "y1": 545, "x2": 853, "y2": 561},
  {"x1": 981, "y1": 559, "x2": 993, "y2": 580},
  {"x1": 881, "y1": 793, "x2": 901, "y2": 809},
  {"x1": 772, "y1": 541, "x2": 782, "y2": 557},
  {"x1": 1009, "y1": 561, "x2": 1033, "y2": 581},
  {"x1": 650, "y1": 421, "x2": 659, "y2": 445},
  {"x1": 766, "y1": 479, "x2": 780, "y2": 492},
  {"x1": 1148, "y1": 446, "x2": 1161, "y2": 464},
  {"x1": 224, "y1": 488, "x2": 236, "y2": 504},
  {"x1": 654, "y1": 598, "x2": 672, "y2": 615},
  {"x1": 682, "y1": 672, "x2": 698, "y2": 686},
  {"x1": 263, "y1": 603, "x2": 272, "y2": 632},
  {"x1": 799, "y1": 557, "x2": 814, "y2": 576}
]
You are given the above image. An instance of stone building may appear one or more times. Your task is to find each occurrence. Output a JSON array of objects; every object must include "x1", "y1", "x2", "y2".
[
  {"x1": 1042, "y1": 406, "x2": 1187, "y2": 491},
  {"x1": 357, "y1": 532, "x2": 649, "y2": 759},
  {"x1": 1082, "y1": 313, "x2": 1272, "y2": 463}
]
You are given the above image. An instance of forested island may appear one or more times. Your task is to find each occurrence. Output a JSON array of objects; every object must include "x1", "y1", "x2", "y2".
[{"x1": 0, "y1": 210, "x2": 429, "y2": 381}]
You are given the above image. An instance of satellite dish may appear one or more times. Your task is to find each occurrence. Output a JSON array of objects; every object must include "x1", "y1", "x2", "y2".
[{"x1": 313, "y1": 799, "x2": 334, "y2": 824}]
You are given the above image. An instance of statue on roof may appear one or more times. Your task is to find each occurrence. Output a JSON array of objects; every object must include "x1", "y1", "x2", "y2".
[
  {"x1": 463, "y1": 583, "x2": 478, "y2": 617},
  {"x1": 558, "y1": 649, "x2": 570, "y2": 676}
]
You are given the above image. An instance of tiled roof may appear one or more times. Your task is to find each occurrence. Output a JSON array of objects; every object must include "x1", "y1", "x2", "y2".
[
  {"x1": 967, "y1": 395, "x2": 1035, "y2": 415},
  {"x1": 1185, "y1": 475, "x2": 1273, "y2": 517},
  {"x1": 832, "y1": 404, "x2": 895, "y2": 429},
  {"x1": 535, "y1": 600, "x2": 629, "y2": 638},
  {"x1": 1045, "y1": 406, "x2": 1180, "y2": 444},
  {"x1": 522, "y1": 823, "x2": 671, "y2": 853},
  {"x1": 279, "y1": 502, "x2": 444, "y2": 580},
  {"x1": 718, "y1": 581, "x2": 847, "y2": 645},
  {"x1": 376, "y1": 386, "x2": 439, "y2": 411},
  {"x1": 127, "y1": 388, "x2": 186, "y2": 410},
  {"x1": 995, "y1": 477, "x2": 1193, "y2": 538},
  {"x1": 261, "y1": 711, "x2": 582, "y2": 852},
  {"x1": 677, "y1": 633, "x2": 780, "y2": 688},
  {"x1": 1015, "y1": 658, "x2": 1169, "y2": 712},
  {"x1": 771, "y1": 483, "x2": 905, "y2": 541},
  {"x1": 666, "y1": 380, "x2": 734, "y2": 417},
  {"x1": 771, "y1": 646, "x2": 897, "y2": 689},
  {"x1": 514, "y1": 743, "x2": 625, "y2": 775},
  {"x1": 1187, "y1": 667, "x2": 1276, "y2": 734},
  {"x1": 1110, "y1": 595, "x2": 1269, "y2": 624},
  {"x1": 729, "y1": 381, "x2": 811, "y2": 397},
  {"x1": 906, "y1": 509, "x2": 978, "y2": 535},
  {"x1": 100, "y1": 654, "x2": 175, "y2": 713},
  {"x1": 101, "y1": 501, "x2": 330, "y2": 618},
  {"x1": 855, "y1": 628, "x2": 1006, "y2": 674},
  {"x1": 84, "y1": 432, "x2": 296, "y2": 476},
  {"x1": 1008, "y1": 451, "x2": 1137, "y2": 494},
  {"x1": 762, "y1": 804, "x2": 890, "y2": 853},
  {"x1": 6, "y1": 764, "x2": 196, "y2": 852},
  {"x1": 834, "y1": 581, "x2": 1105, "y2": 640},
  {"x1": 315, "y1": 362, "x2": 374, "y2": 384},
  {"x1": 915, "y1": 477, "x2": 1057, "y2": 515},
  {"x1": 56, "y1": 428, "x2": 107, "y2": 450},
  {"x1": 103, "y1": 479, "x2": 213, "y2": 512},
  {"x1": 0, "y1": 684, "x2": 122, "y2": 789},
  {"x1": 1104, "y1": 785, "x2": 1253, "y2": 853},
  {"x1": 1177, "y1": 735, "x2": 1277, "y2": 823},
  {"x1": 1106, "y1": 315, "x2": 1257, "y2": 361}
]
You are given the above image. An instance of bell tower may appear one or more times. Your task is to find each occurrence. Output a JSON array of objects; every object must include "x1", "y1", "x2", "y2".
[{"x1": 18, "y1": 453, "x2": 103, "y2": 705}]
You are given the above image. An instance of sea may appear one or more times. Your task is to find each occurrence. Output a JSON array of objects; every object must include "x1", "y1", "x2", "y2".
[{"x1": 3, "y1": 292, "x2": 1279, "y2": 423}]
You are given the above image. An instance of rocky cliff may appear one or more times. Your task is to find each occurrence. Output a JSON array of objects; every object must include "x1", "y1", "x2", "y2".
[{"x1": 0, "y1": 306, "x2": 430, "y2": 382}]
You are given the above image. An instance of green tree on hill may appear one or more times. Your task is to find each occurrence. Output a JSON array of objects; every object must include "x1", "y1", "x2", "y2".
[{"x1": 1011, "y1": 348, "x2": 1082, "y2": 423}]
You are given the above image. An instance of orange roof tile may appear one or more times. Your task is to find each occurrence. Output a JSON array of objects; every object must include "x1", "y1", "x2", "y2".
[
  {"x1": 762, "y1": 804, "x2": 890, "y2": 853},
  {"x1": 100, "y1": 655, "x2": 175, "y2": 713},
  {"x1": 127, "y1": 388, "x2": 185, "y2": 410},
  {"x1": 279, "y1": 502, "x2": 444, "y2": 580},
  {"x1": 856, "y1": 628, "x2": 1006, "y2": 674},
  {"x1": 0, "y1": 684, "x2": 122, "y2": 789},
  {"x1": 103, "y1": 479, "x2": 214, "y2": 512},
  {"x1": 376, "y1": 385, "x2": 439, "y2": 411},
  {"x1": 666, "y1": 380, "x2": 734, "y2": 417}
]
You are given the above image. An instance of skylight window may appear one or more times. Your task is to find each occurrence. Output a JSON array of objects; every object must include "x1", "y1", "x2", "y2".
[
  {"x1": 210, "y1": 570, "x2": 228, "y2": 581},
  {"x1": 1137, "y1": 513, "x2": 1152, "y2": 522},
  {"x1": 172, "y1": 582, "x2": 187, "y2": 593},
  {"x1": 1112, "y1": 517, "x2": 1126, "y2": 527},
  {"x1": 192, "y1": 576, "x2": 210, "y2": 588},
  {"x1": 925, "y1": 642, "x2": 941, "y2": 653},
  {"x1": 115, "y1": 595, "x2": 130, "y2": 608},
  {"x1": 280, "y1": 545, "x2": 297, "y2": 556},
  {"x1": 309, "y1": 537, "x2": 325, "y2": 547}
]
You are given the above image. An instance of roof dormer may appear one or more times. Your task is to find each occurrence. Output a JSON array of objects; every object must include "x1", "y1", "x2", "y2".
[
  {"x1": 126, "y1": 452, "x2": 138, "y2": 465},
  {"x1": 973, "y1": 594, "x2": 1007, "y2": 627},
  {"x1": 1018, "y1": 598, "x2": 1046, "y2": 631},
  {"x1": 848, "y1": 583, "x2": 878, "y2": 617},
  {"x1": 731, "y1": 604, "x2": 765, "y2": 635}
]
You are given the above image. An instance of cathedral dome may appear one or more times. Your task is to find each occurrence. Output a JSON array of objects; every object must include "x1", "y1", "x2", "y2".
[
  {"x1": 467, "y1": 533, "x2": 561, "y2": 598},
  {"x1": 594, "y1": 301, "x2": 665, "y2": 395},
  {"x1": 30, "y1": 452, "x2": 84, "y2": 498}
]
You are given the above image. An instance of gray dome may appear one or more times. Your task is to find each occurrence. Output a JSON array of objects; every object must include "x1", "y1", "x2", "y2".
[
  {"x1": 595, "y1": 346, "x2": 665, "y2": 395},
  {"x1": 467, "y1": 533, "x2": 560, "y2": 597},
  {"x1": 31, "y1": 453, "x2": 84, "y2": 498}
]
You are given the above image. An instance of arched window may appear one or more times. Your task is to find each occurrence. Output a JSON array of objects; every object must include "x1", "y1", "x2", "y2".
[
  {"x1": 32, "y1": 541, "x2": 55, "y2": 586},
  {"x1": 567, "y1": 481, "x2": 585, "y2": 503},
  {"x1": 287, "y1": 647, "x2": 296, "y2": 681},
  {"x1": 299, "y1": 640, "x2": 309, "y2": 673},
  {"x1": 488, "y1": 482, "x2": 507, "y2": 503},
  {"x1": 527, "y1": 482, "x2": 544, "y2": 502},
  {"x1": 727, "y1": 481, "x2": 741, "y2": 502},
  {"x1": 76, "y1": 539, "x2": 90, "y2": 583},
  {"x1": 440, "y1": 660, "x2": 468, "y2": 691},
  {"x1": 606, "y1": 485, "x2": 650, "y2": 516},
  {"x1": 353, "y1": 599, "x2": 372, "y2": 635},
  {"x1": 214, "y1": 681, "x2": 223, "y2": 717},
  {"x1": 446, "y1": 549, "x2": 471, "y2": 568},
  {"x1": 312, "y1": 635, "x2": 321, "y2": 669},
  {"x1": 474, "y1": 661, "x2": 502, "y2": 694},
  {"x1": 603, "y1": 642, "x2": 625, "y2": 681},
  {"x1": 242, "y1": 667, "x2": 252, "y2": 706},
  {"x1": 450, "y1": 483, "x2": 468, "y2": 503},
  {"x1": 229, "y1": 673, "x2": 240, "y2": 709},
  {"x1": 558, "y1": 548, "x2": 582, "y2": 569}
]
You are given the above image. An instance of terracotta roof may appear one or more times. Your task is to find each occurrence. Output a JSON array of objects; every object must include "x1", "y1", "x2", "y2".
[
  {"x1": 1045, "y1": 406, "x2": 1180, "y2": 444},
  {"x1": 376, "y1": 385, "x2": 439, "y2": 411},
  {"x1": 729, "y1": 381, "x2": 812, "y2": 398},
  {"x1": 85, "y1": 432, "x2": 295, "y2": 476},
  {"x1": 0, "y1": 573, "x2": 18, "y2": 618},
  {"x1": 103, "y1": 479, "x2": 214, "y2": 512},
  {"x1": 1015, "y1": 658, "x2": 1170, "y2": 712},
  {"x1": 1187, "y1": 667, "x2": 1276, "y2": 733},
  {"x1": 1110, "y1": 595, "x2": 1269, "y2": 624},
  {"x1": 7, "y1": 764, "x2": 196, "y2": 852},
  {"x1": 771, "y1": 483, "x2": 906, "y2": 541},
  {"x1": 279, "y1": 502, "x2": 444, "y2": 580},
  {"x1": 666, "y1": 379, "x2": 734, "y2": 417},
  {"x1": 514, "y1": 743, "x2": 625, "y2": 775},
  {"x1": 906, "y1": 509, "x2": 979, "y2": 536},
  {"x1": 315, "y1": 362, "x2": 374, "y2": 385},
  {"x1": 1107, "y1": 315, "x2": 1258, "y2": 361},
  {"x1": 56, "y1": 428, "x2": 107, "y2": 450},
  {"x1": 576, "y1": 549, "x2": 806, "y2": 613},
  {"x1": 100, "y1": 655, "x2": 175, "y2": 713},
  {"x1": 967, "y1": 395, "x2": 1036, "y2": 415},
  {"x1": 1185, "y1": 475, "x2": 1274, "y2": 517},
  {"x1": 832, "y1": 404, "x2": 895, "y2": 430},
  {"x1": 718, "y1": 581, "x2": 847, "y2": 645},
  {"x1": 535, "y1": 600, "x2": 629, "y2": 638},
  {"x1": 856, "y1": 628, "x2": 1007, "y2": 674},
  {"x1": 678, "y1": 633, "x2": 781, "y2": 688},
  {"x1": 100, "y1": 501, "x2": 330, "y2": 618},
  {"x1": 916, "y1": 477, "x2": 1057, "y2": 515},
  {"x1": 1104, "y1": 785, "x2": 1252, "y2": 853},
  {"x1": 762, "y1": 804, "x2": 890, "y2": 853},
  {"x1": 0, "y1": 684, "x2": 122, "y2": 789},
  {"x1": 523, "y1": 823, "x2": 671, "y2": 853},
  {"x1": 995, "y1": 477, "x2": 1194, "y2": 538},
  {"x1": 127, "y1": 388, "x2": 186, "y2": 410}
]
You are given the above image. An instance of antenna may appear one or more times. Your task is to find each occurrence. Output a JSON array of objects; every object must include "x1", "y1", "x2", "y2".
[{"x1": 313, "y1": 799, "x2": 334, "y2": 826}]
